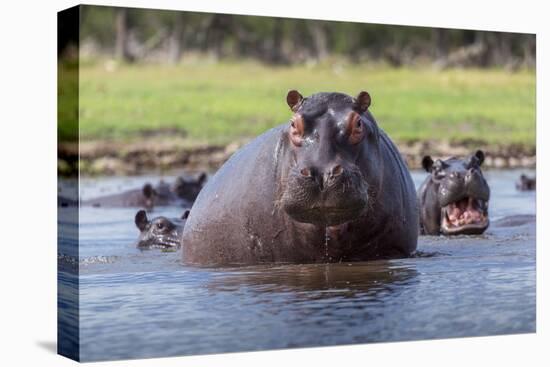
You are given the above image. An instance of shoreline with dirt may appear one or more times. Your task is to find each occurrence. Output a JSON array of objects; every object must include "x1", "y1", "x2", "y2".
[{"x1": 58, "y1": 138, "x2": 536, "y2": 176}]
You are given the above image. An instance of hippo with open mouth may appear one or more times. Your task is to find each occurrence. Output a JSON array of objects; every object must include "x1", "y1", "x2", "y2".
[
  {"x1": 134, "y1": 209, "x2": 189, "y2": 249},
  {"x1": 181, "y1": 90, "x2": 419, "y2": 265},
  {"x1": 418, "y1": 150, "x2": 490, "y2": 235}
]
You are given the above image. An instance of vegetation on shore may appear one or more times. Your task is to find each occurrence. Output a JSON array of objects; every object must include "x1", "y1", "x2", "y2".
[{"x1": 77, "y1": 61, "x2": 535, "y2": 148}]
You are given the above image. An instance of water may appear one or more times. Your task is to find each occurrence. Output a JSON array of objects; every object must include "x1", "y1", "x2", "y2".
[{"x1": 58, "y1": 169, "x2": 536, "y2": 362}]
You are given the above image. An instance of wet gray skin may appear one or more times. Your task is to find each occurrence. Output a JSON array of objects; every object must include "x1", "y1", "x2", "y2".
[
  {"x1": 417, "y1": 151, "x2": 490, "y2": 235},
  {"x1": 83, "y1": 174, "x2": 207, "y2": 209},
  {"x1": 182, "y1": 90, "x2": 418, "y2": 265},
  {"x1": 135, "y1": 209, "x2": 189, "y2": 249},
  {"x1": 516, "y1": 174, "x2": 536, "y2": 191}
]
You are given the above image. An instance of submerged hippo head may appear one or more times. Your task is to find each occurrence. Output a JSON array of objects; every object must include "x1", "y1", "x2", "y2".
[
  {"x1": 172, "y1": 173, "x2": 207, "y2": 202},
  {"x1": 134, "y1": 209, "x2": 189, "y2": 249},
  {"x1": 142, "y1": 183, "x2": 156, "y2": 209},
  {"x1": 279, "y1": 90, "x2": 372, "y2": 226},
  {"x1": 516, "y1": 174, "x2": 536, "y2": 191},
  {"x1": 420, "y1": 150, "x2": 490, "y2": 235}
]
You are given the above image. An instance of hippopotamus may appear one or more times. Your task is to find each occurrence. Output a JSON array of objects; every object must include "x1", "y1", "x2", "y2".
[
  {"x1": 172, "y1": 173, "x2": 207, "y2": 202},
  {"x1": 58, "y1": 195, "x2": 78, "y2": 207},
  {"x1": 417, "y1": 151, "x2": 490, "y2": 235},
  {"x1": 83, "y1": 182, "x2": 165, "y2": 209},
  {"x1": 181, "y1": 90, "x2": 418, "y2": 265},
  {"x1": 516, "y1": 174, "x2": 536, "y2": 191},
  {"x1": 83, "y1": 173, "x2": 207, "y2": 209},
  {"x1": 134, "y1": 209, "x2": 189, "y2": 249}
]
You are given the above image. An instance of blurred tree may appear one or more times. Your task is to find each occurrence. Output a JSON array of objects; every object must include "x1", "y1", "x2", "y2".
[
  {"x1": 77, "y1": 5, "x2": 535, "y2": 69},
  {"x1": 168, "y1": 12, "x2": 185, "y2": 63},
  {"x1": 115, "y1": 8, "x2": 132, "y2": 62}
]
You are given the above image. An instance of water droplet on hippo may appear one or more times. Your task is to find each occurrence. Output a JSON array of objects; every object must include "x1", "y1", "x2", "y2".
[{"x1": 324, "y1": 227, "x2": 331, "y2": 262}]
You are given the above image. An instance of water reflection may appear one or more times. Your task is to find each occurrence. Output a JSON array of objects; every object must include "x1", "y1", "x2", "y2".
[{"x1": 208, "y1": 261, "x2": 419, "y2": 299}]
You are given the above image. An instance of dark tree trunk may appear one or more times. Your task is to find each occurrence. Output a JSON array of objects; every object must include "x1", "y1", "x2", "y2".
[
  {"x1": 205, "y1": 14, "x2": 233, "y2": 59},
  {"x1": 115, "y1": 8, "x2": 132, "y2": 62},
  {"x1": 309, "y1": 22, "x2": 328, "y2": 61},
  {"x1": 168, "y1": 13, "x2": 185, "y2": 64},
  {"x1": 432, "y1": 28, "x2": 448, "y2": 60},
  {"x1": 268, "y1": 18, "x2": 286, "y2": 64},
  {"x1": 522, "y1": 34, "x2": 536, "y2": 68}
]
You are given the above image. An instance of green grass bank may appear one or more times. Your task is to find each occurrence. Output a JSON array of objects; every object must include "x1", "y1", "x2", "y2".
[{"x1": 77, "y1": 61, "x2": 535, "y2": 147}]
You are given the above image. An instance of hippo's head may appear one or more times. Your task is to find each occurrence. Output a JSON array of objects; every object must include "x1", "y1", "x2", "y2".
[
  {"x1": 516, "y1": 174, "x2": 536, "y2": 191},
  {"x1": 279, "y1": 90, "x2": 373, "y2": 226},
  {"x1": 142, "y1": 183, "x2": 156, "y2": 209},
  {"x1": 134, "y1": 209, "x2": 189, "y2": 249},
  {"x1": 172, "y1": 173, "x2": 207, "y2": 202},
  {"x1": 422, "y1": 151, "x2": 490, "y2": 235}
]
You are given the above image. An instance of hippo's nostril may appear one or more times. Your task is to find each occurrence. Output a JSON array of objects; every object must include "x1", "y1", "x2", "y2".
[
  {"x1": 330, "y1": 164, "x2": 343, "y2": 177},
  {"x1": 300, "y1": 167, "x2": 312, "y2": 177}
]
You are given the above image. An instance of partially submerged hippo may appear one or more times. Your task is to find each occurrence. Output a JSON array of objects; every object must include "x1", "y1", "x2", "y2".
[
  {"x1": 83, "y1": 182, "x2": 165, "y2": 209},
  {"x1": 181, "y1": 90, "x2": 418, "y2": 265},
  {"x1": 83, "y1": 173, "x2": 207, "y2": 209},
  {"x1": 418, "y1": 151, "x2": 490, "y2": 235},
  {"x1": 58, "y1": 195, "x2": 78, "y2": 207},
  {"x1": 516, "y1": 174, "x2": 536, "y2": 191},
  {"x1": 134, "y1": 209, "x2": 189, "y2": 249},
  {"x1": 172, "y1": 173, "x2": 207, "y2": 202}
]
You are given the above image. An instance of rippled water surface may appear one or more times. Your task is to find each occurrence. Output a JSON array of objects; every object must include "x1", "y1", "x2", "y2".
[{"x1": 58, "y1": 170, "x2": 536, "y2": 361}]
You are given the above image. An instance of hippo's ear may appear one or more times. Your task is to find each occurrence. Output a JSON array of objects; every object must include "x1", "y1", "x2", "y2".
[
  {"x1": 474, "y1": 150, "x2": 485, "y2": 166},
  {"x1": 135, "y1": 210, "x2": 149, "y2": 231},
  {"x1": 182, "y1": 210, "x2": 190, "y2": 220},
  {"x1": 142, "y1": 183, "x2": 155, "y2": 198},
  {"x1": 286, "y1": 90, "x2": 303, "y2": 112},
  {"x1": 197, "y1": 172, "x2": 207, "y2": 186},
  {"x1": 422, "y1": 156, "x2": 434, "y2": 172},
  {"x1": 354, "y1": 91, "x2": 371, "y2": 113}
]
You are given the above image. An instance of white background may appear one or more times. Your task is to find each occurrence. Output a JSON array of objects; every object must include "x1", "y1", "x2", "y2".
[{"x1": 0, "y1": 0, "x2": 547, "y2": 365}]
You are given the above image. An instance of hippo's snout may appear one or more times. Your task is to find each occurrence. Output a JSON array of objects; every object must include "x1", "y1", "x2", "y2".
[
  {"x1": 281, "y1": 164, "x2": 368, "y2": 226},
  {"x1": 297, "y1": 163, "x2": 346, "y2": 191},
  {"x1": 439, "y1": 169, "x2": 490, "y2": 208}
]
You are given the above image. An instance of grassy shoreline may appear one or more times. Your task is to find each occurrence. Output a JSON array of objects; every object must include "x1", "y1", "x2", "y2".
[{"x1": 76, "y1": 61, "x2": 535, "y2": 146}]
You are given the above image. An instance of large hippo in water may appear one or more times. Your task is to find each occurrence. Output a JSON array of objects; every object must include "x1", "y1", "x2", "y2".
[
  {"x1": 417, "y1": 151, "x2": 490, "y2": 235},
  {"x1": 181, "y1": 90, "x2": 418, "y2": 265}
]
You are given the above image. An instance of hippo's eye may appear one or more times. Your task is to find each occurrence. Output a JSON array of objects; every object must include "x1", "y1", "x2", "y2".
[
  {"x1": 156, "y1": 222, "x2": 164, "y2": 229},
  {"x1": 347, "y1": 112, "x2": 364, "y2": 145},
  {"x1": 289, "y1": 114, "x2": 304, "y2": 147}
]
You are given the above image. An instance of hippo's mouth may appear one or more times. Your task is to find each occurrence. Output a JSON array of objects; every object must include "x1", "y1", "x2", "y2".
[
  {"x1": 286, "y1": 201, "x2": 368, "y2": 226},
  {"x1": 441, "y1": 197, "x2": 489, "y2": 235},
  {"x1": 136, "y1": 236, "x2": 181, "y2": 250}
]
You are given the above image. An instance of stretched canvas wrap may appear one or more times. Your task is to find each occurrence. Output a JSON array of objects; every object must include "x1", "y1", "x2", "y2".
[{"x1": 58, "y1": 4, "x2": 536, "y2": 362}]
